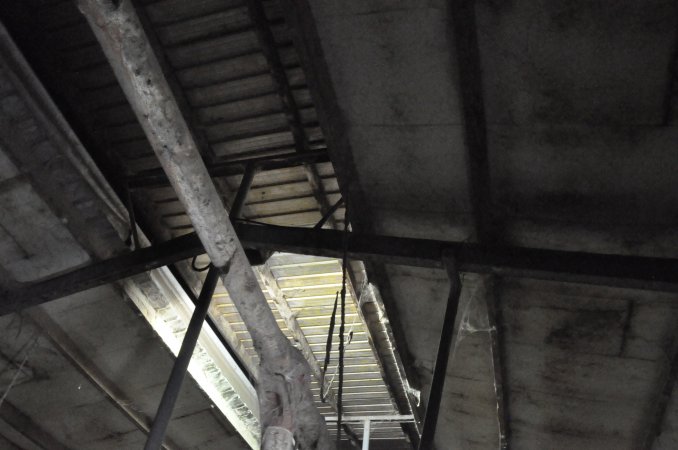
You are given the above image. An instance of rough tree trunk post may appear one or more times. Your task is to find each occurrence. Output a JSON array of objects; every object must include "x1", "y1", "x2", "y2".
[{"x1": 77, "y1": 1, "x2": 332, "y2": 448}]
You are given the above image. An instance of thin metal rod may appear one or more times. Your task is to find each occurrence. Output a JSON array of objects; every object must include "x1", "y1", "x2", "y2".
[
  {"x1": 419, "y1": 256, "x2": 462, "y2": 450},
  {"x1": 362, "y1": 419, "x2": 371, "y2": 450},
  {"x1": 324, "y1": 415, "x2": 414, "y2": 423},
  {"x1": 230, "y1": 163, "x2": 257, "y2": 220},
  {"x1": 144, "y1": 266, "x2": 220, "y2": 450},
  {"x1": 125, "y1": 182, "x2": 141, "y2": 250},
  {"x1": 314, "y1": 197, "x2": 343, "y2": 230},
  {"x1": 486, "y1": 276, "x2": 510, "y2": 449},
  {"x1": 337, "y1": 205, "x2": 349, "y2": 442}
]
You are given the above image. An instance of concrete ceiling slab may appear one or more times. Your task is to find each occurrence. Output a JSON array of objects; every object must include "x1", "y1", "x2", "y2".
[
  {"x1": 310, "y1": 4, "x2": 460, "y2": 126},
  {"x1": 0, "y1": 176, "x2": 89, "y2": 281},
  {"x1": 477, "y1": 0, "x2": 677, "y2": 127}
]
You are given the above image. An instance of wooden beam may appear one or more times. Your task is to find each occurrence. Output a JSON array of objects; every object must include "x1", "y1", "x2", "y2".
[
  {"x1": 257, "y1": 262, "x2": 333, "y2": 398},
  {"x1": 256, "y1": 262, "x2": 360, "y2": 444},
  {"x1": 77, "y1": 0, "x2": 330, "y2": 446},
  {"x1": 0, "y1": 232, "x2": 202, "y2": 315},
  {"x1": 232, "y1": 224, "x2": 678, "y2": 291}
]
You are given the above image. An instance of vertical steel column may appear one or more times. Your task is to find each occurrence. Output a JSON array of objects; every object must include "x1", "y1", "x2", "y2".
[
  {"x1": 362, "y1": 419, "x2": 371, "y2": 450},
  {"x1": 144, "y1": 267, "x2": 220, "y2": 450},
  {"x1": 418, "y1": 256, "x2": 462, "y2": 449}
]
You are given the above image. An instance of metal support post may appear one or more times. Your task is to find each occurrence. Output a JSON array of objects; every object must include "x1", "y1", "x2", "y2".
[
  {"x1": 362, "y1": 419, "x2": 371, "y2": 450},
  {"x1": 418, "y1": 256, "x2": 462, "y2": 449},
  {"x1": 144, "y1": 266, "x2": 220, "y2": 450},
  {"x1": 230, "y1": 163, "x2": 257, "y2": 220}
]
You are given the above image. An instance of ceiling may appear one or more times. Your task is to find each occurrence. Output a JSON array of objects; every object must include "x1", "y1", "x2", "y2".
[{"x1": 1, "y1": 0, "x2": 678, "y2": 449}]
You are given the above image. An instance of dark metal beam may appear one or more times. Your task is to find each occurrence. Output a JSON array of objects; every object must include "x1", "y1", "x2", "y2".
[
  {"x1": 418, "y1": 256, "x2": 462, "y2": 450},
  {"x1": 7, "y1": 224, "x2": 678, "y2": 316},
  {"x1": 449, "y1": 0, "x2": 494, "y2": 243},
  {"x1": 125, "y1": 149, "x2": 329, "y2": 189},
  {"x1": 144, "y1": 267, "x2": 220, "y2": 450},
  {"x1": 8, "y1": 225, "x2": 678, "y2": 313},
  {"x1": 0, "y1": 232, "x2": 203, "y2": 315},
  {"x1": 232, "y1": 225, "x2": 678, "y2": 292}
]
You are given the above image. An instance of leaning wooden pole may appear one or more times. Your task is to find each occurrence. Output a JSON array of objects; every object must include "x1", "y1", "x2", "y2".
[{"x1": 77, "y1": 1, "x2": 331, "y2": 448}]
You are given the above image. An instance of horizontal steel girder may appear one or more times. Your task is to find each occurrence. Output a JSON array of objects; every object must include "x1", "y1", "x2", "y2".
[{"x1": 3, "y1": 222, "x2": 678, "y2": 315}]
